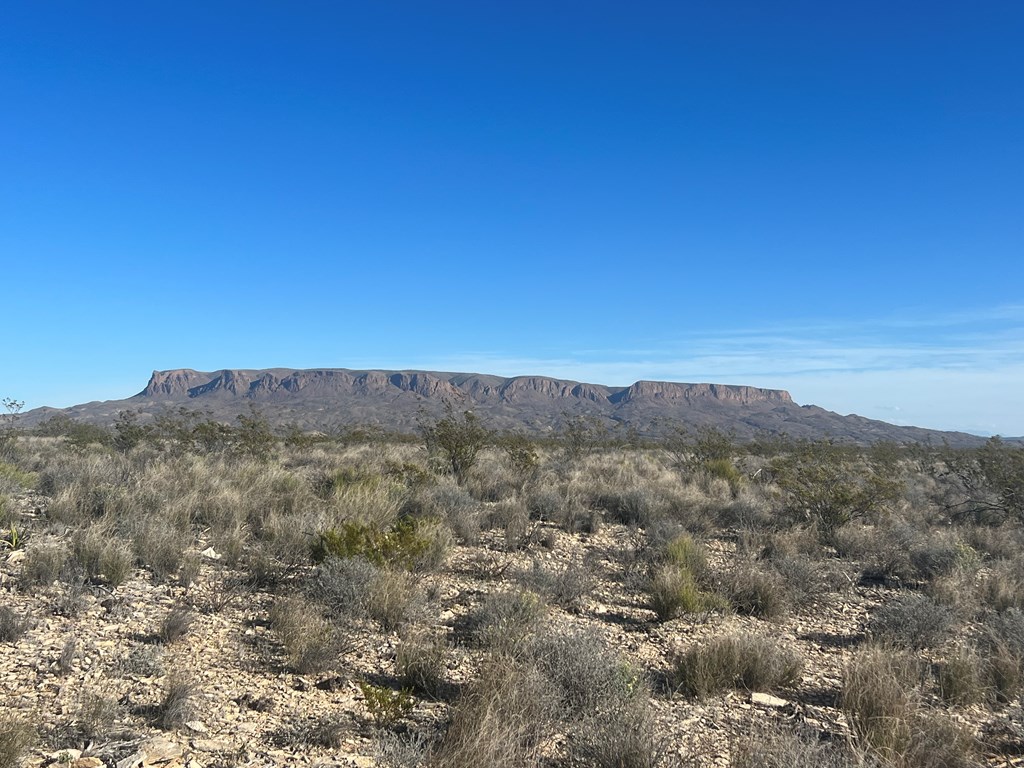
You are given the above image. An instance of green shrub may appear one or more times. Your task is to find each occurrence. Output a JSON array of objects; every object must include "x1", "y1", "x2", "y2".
[
  {"x1": 358, "y1": 682, "x2": 414, "y2": 726},
  {"x1": 312, "y1": 517, "x2": 447, "y2": 571},
  {"x1": 419, "y1": 407, "x2": 491, "y2": 485},
  {"x1": 671, "y1": 633, "x2": 803, "y2": 698}
]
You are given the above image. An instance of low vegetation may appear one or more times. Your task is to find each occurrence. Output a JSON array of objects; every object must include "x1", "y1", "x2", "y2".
[{"x1": 0, "y1": 409, "x2": 1022, "y2": 765}]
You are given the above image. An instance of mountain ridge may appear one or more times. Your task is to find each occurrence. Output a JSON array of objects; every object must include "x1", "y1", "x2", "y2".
[{"x1": 17, "y1": 366, "x2": 992, "y2": 447}]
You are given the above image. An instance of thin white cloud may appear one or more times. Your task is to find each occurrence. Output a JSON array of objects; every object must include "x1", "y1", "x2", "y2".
[{"x1": 410, "y1": 306, "x2": 1024, "y2": 436}]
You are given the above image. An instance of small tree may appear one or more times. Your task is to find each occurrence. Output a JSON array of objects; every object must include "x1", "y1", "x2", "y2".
[
  {"x1": 771, "y1": 440, "x2": 902, "y2": 541},
  {"x1": 937, "y1": 438, "x2": 1024, "y2": 525},
  {"x1": 420, "y1": 406, "x2": 490, "y2": 485},
  {"x1": 0, "y1": 398, "x2": 24, "y2": 459},
  {"x1": 112, "y1": 410, "x2": 148, "y2": 454}
]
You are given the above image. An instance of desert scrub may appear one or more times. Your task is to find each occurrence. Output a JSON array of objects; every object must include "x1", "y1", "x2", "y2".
[
  {"x1": 0, "y1": 713, "x2": 35, "y2": 768},
  {"x1": 0, "y1": 605, "x2": 27, "y2": 643},
  {"x1": 771, "y1": 441, "x2": 902, "y2": 541},
  {"x1": 571, "y1": 698, "x2": 664, "y2": 768},
  {"x1": 867, "y1": 594, "x2": 953, "y2": 649},
  {"x1": 720, "y1": 561, "x2": 791, "y2": 620},
  {"x1": 311, "y1": 516, "x2": 449, "y2": 571},
  {"x1": 269, "y1": 597, "x2": 347, "y2": 674},
  {"x1": 465, "y1": 589, "x2": 546, "y2": 656},
  {"x1": 529, "y1": 628, "x2": 640, "y2": 717},
  {"x1": 671, "y1": 633, "x2": 803, "y2": 699},
  {"x1": 419, "y1": 406, "x2": 491, "y2": 485},
  {"x1": 430, "y1": 657, "x2": 558, "y2": 768},
  {"x1": 843, "y1": 646, "x2": 976, "y2": 767}
]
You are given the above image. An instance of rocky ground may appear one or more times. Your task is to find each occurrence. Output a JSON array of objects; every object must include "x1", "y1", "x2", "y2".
[{"x1": 2, "y1": 443, "x2": 1024, "y2": 768}]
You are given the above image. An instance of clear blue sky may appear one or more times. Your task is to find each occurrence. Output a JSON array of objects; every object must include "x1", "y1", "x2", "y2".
[{"x1": 2, "y1": 2, "x2": 1022, "y2": 435}]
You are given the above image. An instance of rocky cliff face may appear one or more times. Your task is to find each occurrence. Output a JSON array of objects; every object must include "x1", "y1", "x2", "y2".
[
  {"x1": 21, "y1": 366, "x2": 985, "y2": 447},
  {"x1": 137, "y1": 368, "x2": 793, "y2": 408}
]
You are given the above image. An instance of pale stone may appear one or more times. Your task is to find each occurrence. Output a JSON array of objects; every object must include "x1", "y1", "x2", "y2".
[{"x1": 750, "y1": 692, "x2": 789, "y2": 708}]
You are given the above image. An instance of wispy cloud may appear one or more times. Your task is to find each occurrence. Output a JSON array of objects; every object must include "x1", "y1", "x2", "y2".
[{"x1": 406, "y1": 305, "x2": 1024, "y2": 436}]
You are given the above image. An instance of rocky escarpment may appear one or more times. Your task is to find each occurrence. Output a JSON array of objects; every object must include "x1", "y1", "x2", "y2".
[
  {"x1": 19, "y1": 366, "x2": 988, "y2": 446},
  {"x1": 137, "y1": 368, "x2": 791, "y2": 409}
]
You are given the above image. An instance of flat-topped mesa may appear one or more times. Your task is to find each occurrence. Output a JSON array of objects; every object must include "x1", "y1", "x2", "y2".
[{"x1": 614, "y1": 380, "x2": 793, "y2": 406}]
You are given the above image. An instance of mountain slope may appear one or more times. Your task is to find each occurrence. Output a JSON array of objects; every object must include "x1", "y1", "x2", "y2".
[{"x1": 19, "y1": 367, "x2": 988, "y2": 446}]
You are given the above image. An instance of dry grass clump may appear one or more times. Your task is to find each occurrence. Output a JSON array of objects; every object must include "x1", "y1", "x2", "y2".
[
  {"x1": 71, "y1": 524, "x2": 134, "y2": 587},
  {"x1": 719, "y1": 561, "x2": 791, "y2": 620},
  {"x1": 396, "y1": 630, "x2": 448, "y2": 697},
  {"x1": 0, "y1": 713, "x2": 35, "y2": 768},
  {"x1": 571, "y1": 699, "x2": 665, "y2": 768},
  {"x1": 980, "y1": 609, "x2": 1024, "y2": 702},
  {"x1": 417, "y1": 484, "x2": 480, "y2": 544},
  {"x1": 158, "y1": 606, "x2": 195, "y2": 644},
  {"x1": 74, "y1": 691, "x2": 121, "y2": 741},
  {"x1": 269, "y1": 597, "x2": 347, "y2": 674},
  {"x1": 644, "y1": 532, "x2": 724, "y2": 621},
  {"x1": 430, "y1": 657, "x2": 558, "y2": 768},
  {"x1": 671, "y1": 632, "x2": 803, "y2": 699},
  {"x1": 515, "y1": 558, "x2": 593, "y2": 612},
  {"x1": 843, "y1": 646, "x2": 976, "y2": 767},
  {"x1": 937, "y1": 645, "x2": 985, "y2": 704},
  {"x1": 157, "y1": 675, "x2": 198, "y2": 730},
  {"x1": 19, "y1": 543, "x2": 69, "y2": 587},
  {"x1": 307, "y1": 555, "x2": 426, "y2": 631}
]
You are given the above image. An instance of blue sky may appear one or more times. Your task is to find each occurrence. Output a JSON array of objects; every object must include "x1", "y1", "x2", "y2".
[{"x1": 2, "y1": 2, "x2": 1022, "y2": 435}]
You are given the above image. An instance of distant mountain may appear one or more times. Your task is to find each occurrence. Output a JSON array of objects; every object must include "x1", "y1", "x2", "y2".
[{"x1": 19, "y1": 367, "x2": 991, "y2": 447}]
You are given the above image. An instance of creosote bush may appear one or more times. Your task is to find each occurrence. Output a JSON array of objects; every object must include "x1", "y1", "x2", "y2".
[{"x1": 312, "y1": 517, "x2": 448, "y2": 571}]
